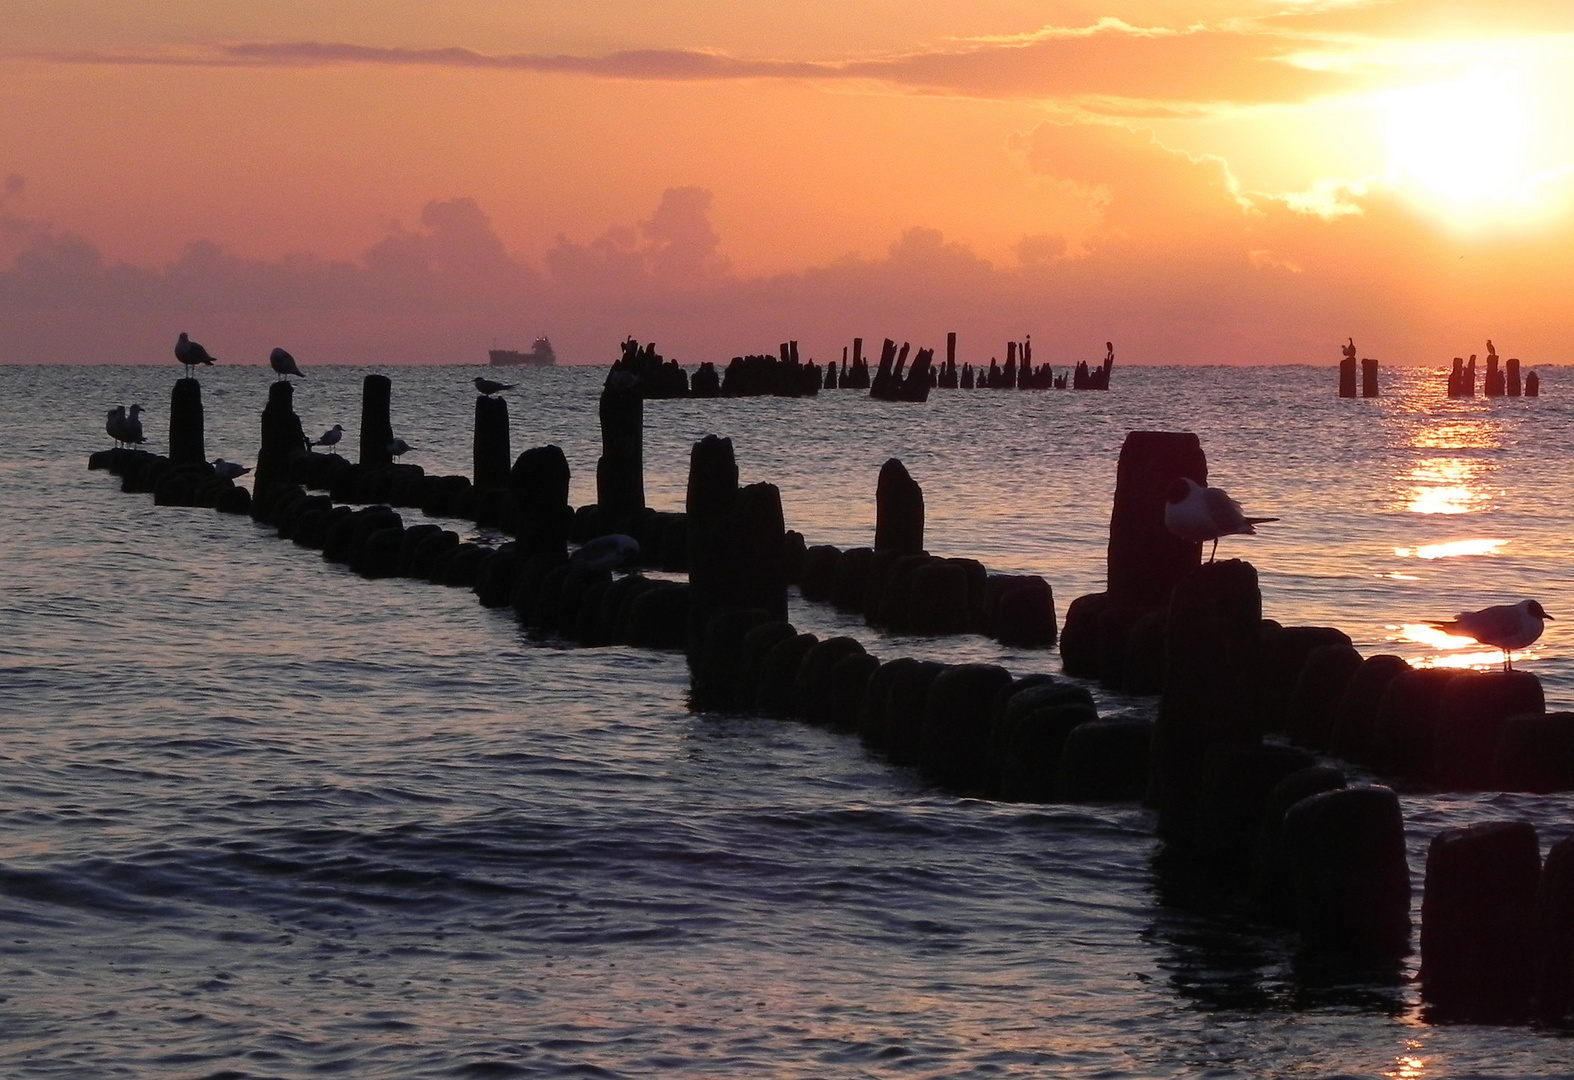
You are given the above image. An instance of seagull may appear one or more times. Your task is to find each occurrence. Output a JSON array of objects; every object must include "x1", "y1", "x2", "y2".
[
  {"x1": 106, "y1": 406, "x2": 127, "y2": 447},
  {"x1": 1431, "y1": 599, "x2": 1552, "y2": 671},
  {"x1": 269, "y1": 347, "x2": 304, "y2": 381},
  {"x1": 387, "y1": 437, "x2": 414, "y2": 459},
  {"x1": 572, "y1": 533, "x2": 641, "y2": 571},
  {"x1": 175, "y1": 332, "x2": 216, "y2": 377},
  {"x1": 311, "y1": 424, "x2": 343, "y2": 453},
  {"x1": 122, "y1": 404, "x2": 147, "y2": 447},
  {"x1": 474, "y1": 376, "x2": 514, "y2": 396},
  {"x1": 1163, "y1": 477, "x2": 1278, "y2": 562},
  {"x1": 212, "y1": 459, "x2": 251, "y2": 480}
]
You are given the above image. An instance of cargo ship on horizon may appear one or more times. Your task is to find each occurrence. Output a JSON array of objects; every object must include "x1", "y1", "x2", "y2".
[{"x1": 489, "y1": 336, "x2": 556, "y2": 367}]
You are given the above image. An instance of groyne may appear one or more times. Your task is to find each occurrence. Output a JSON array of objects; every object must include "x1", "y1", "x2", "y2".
[{"x1": 87, "y1": 365, "x2": 1574, "y2": 1024}]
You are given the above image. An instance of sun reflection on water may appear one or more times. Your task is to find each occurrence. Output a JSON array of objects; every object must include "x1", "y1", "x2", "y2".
[
  {"x1": 1390, "y1": 623, "x2": 1534, "y2": 669},
  {"x1": 1393, "y1": 538, "x2": 1506, "y2": 559},
  {"x1": 1404, "y1": 458, "x2": 1494, "y2": 514}
]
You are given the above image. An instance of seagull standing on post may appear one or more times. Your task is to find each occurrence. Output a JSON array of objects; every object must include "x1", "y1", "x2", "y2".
[
  {"x1": 1431, "y1": 600, "x2": 1552, "y2": 671},
  {"x1": 106, "y1": 406, "x2": 127, "y2": 447},
  {"x1": 175, "y1": 332, "x2": 216, "y2": 377},
  {"x1": 474, "y1": 376, "x2": 515, "y2": 396},
  {"x1": 269, "y1": 347, "x2": 304, "y2": 381},
  {"x1": 311, "y1": 424, "x2": 343, "y2": 453},
  {"x1": 122, "y1": 404, "x2": 147, "y2": 447},
  {"x1": 1163, "y1": 477, "x2": 1278, "y2": 562},
  {"x1": 387, "y1": 437, "x2": 414, "y2": 459}
]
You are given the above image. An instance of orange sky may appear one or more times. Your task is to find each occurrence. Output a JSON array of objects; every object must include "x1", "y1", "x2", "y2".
[{"x1": 3, "y1": 1, "x2": 1573, "y2": 366}]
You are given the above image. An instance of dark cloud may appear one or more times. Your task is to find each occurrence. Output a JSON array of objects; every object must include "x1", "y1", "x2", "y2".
[{"x1": 20, "y1": 18, "x2": 1371, "y2": 111}]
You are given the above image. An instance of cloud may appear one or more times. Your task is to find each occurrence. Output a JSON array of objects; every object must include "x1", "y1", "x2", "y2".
[
  {"x1": 16, "y1": 17, "x2": 1374, "y2": 113},
  {"x1": 546, "y1": 186, "x2": 730, "y2": 296},
  {"x1": 4, "y1": 151, "x2": 1574, "y2": 371}
]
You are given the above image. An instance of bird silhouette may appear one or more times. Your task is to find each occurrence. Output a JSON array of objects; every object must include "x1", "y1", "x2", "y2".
[
  {"x1": 106, "y1": 405, "x2": 127, "y2": 447},
  {"x1": 269, "y1": 347, "x2": 304, "y2": 381},
  {"x1": 1431, "y1": 600, "x2": 1552, "y2": 671},
  {"x1": 122, "y1": 404, "x2": 147, "y2": 447},
  {"x1": 212, "y1": 459, "x2": 251, "y2": 480},
  {"x1": 1163, "y1": 477, "x2": 1277, "y2": 562},
  {"x1": 474, "y1": 376, "x2": 515, "y2": 396},
  {"x1": 312, "y1": 424, "x2": 344, "y2": 453},
  {"x1": 175, "y1": 332, "x2": 216, "y2": 377},
  {"x1": 387, "y1": 437, "x2": 414, "y2": 459}
]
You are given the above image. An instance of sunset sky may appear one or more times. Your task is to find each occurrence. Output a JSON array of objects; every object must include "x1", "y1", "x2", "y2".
[{"x1": 4, "y1": 1, "x2": 1573, "y2": 366}]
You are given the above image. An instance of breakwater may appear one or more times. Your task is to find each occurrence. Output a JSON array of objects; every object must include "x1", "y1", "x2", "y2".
[{"x1": 83, "y1": 365, "x2": 1574, "y2": 1032}]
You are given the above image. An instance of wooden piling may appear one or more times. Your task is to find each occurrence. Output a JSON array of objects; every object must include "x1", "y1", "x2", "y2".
[
  {"x1": 360, "y1": 375, "x2": 393, "y2": 466},
  {"x1": 169, "y1": 377, "x2": 205, "y2": 465}
]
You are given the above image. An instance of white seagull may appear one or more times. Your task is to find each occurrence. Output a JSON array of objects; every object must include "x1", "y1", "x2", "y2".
[
  {"x1": 212, "y1": 459, "x2": 251, "y2": 481},
  {"x1": 1432, "y1": 599, "x2": 1552, "y2": 671},
  {"x1": 387, "y1": 437, "x2": 414, "y2": 459},
  {"x1": 474, "y1": 376, "x2": 515, "y2": 396},
  {"x1": 269, "y1": 347, "x2": 304, "y2": 381},
  {"x1": 106, "y1": 405, "x2": 127, "y2": 447},
  {"x1": 122, "y1": 404, "x2": 147, "y2": 447},
  {"x1": 572, "y1": 533, "x2": 641, "y2": 571},
  {"x1": 1163, "y1": 477, "x2": 1278, "y2": 562},
  {"x1": 175, "y1": 332, "x2": 216, "y2": 377},
  {"x1": 312, "y1": 424, "x2": 344, "y2": 453}
]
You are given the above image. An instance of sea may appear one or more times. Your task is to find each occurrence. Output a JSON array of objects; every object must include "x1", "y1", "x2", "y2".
[{"x1": 2, "y1": 361, "x2": 1573, "y2": 1078}]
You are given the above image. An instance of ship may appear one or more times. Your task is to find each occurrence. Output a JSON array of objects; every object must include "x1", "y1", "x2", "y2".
[{"x1": 489, "y1": 336, "x2": 556, "y2": 367}]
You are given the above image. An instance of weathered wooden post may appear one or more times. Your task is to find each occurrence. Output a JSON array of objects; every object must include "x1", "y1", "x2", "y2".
[
  {"x1": 473, "y1": 395, "x2": 511, "y2": 491},
  {"x1": 1151, "y1": 559, "x2": 1263, "y2": 841},
  {"x1": 169, "y1": 378, "x2": 205, "y2": 465},
  {"x1": 1061, "y1": 431, "x2": 1206, "y2": 678},
  {"x1": 252, "y1": 380, "x2": 306, "y2": 515},
  {"x1": 1507, "y1": 357, "x2": 1522, "y2": 396},
  {"x1": 510, "y1": 445, "x2": 571, "y2": 559},
  {"x1": 1361, "y1": 357, "x2": 1379, "y2": 398},
  {"x1": 596, "y1": 381, "x2": 644, "y2": 533},
  {"x1": 1338, "y1": 356, "x2": 1357, "y2": 397},
  {"x1": 874, "y1": 458, "x2": 924, "y2": 556},
  {"x1": 360, "y1": 374, "x2": 393, "y2": 467},
  {"x1": 1527, "y1": 370, "x2": 1541, "y2": 396}
]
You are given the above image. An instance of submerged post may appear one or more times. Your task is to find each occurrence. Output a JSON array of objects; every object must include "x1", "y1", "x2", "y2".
[{"x1": 360, "y1": 375, "x2": 394, "y2": 467}]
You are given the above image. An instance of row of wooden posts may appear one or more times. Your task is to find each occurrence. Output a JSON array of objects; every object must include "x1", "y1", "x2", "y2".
[
  {"x1": 1339, "y1": 354, "x2": 1544, "y2": 398},
  {"x1": 87, "y1": 370, "x2": 1574, "y2": 1023},
  {"x1": 608, "y1": 334, "x2": 1114, "y2": 400}
]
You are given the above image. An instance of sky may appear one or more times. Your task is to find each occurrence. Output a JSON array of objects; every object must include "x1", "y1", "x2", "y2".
[{"x1": 3, "y1": 0, "x2": 1574, "y2": 367}]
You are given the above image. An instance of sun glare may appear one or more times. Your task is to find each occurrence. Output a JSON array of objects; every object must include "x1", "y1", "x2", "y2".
[{"x1": 1382, "y1": 69, "x2": 1531, "y2": 210}]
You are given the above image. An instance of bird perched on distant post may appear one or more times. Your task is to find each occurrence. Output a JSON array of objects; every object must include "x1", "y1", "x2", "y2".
[
  {"x1": 311, "y1": 424, "x2": 343, "y2": 453},
  {"x1": 175, "y1": 332, "x2": 216, "y2": 377},
  {"x1": 473, "y1": 376, "x2": 515, "y2": 396},
  {"x1": 269, "y1": 347, "x2": 304, "y2": 381},
  {"x1": 1163, "y1": 477, "x2": 1277, "y2": 562},
  {"x1": 387, "y1": 437, "x2": 414, "y2": 459},
  {"x1": 1431, "y1": 600, "x2": 1552, "y2": 671}
]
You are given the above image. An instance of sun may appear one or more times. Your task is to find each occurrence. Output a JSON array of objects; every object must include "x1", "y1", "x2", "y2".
[{"x1": 1381, "y1": 68, "x2": 1531, "y2": 210}]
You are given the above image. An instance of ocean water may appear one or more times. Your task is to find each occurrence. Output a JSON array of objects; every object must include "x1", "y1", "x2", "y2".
[{"x1": 3, "y1": 361, "x2": 1574, "y2": 1078}]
